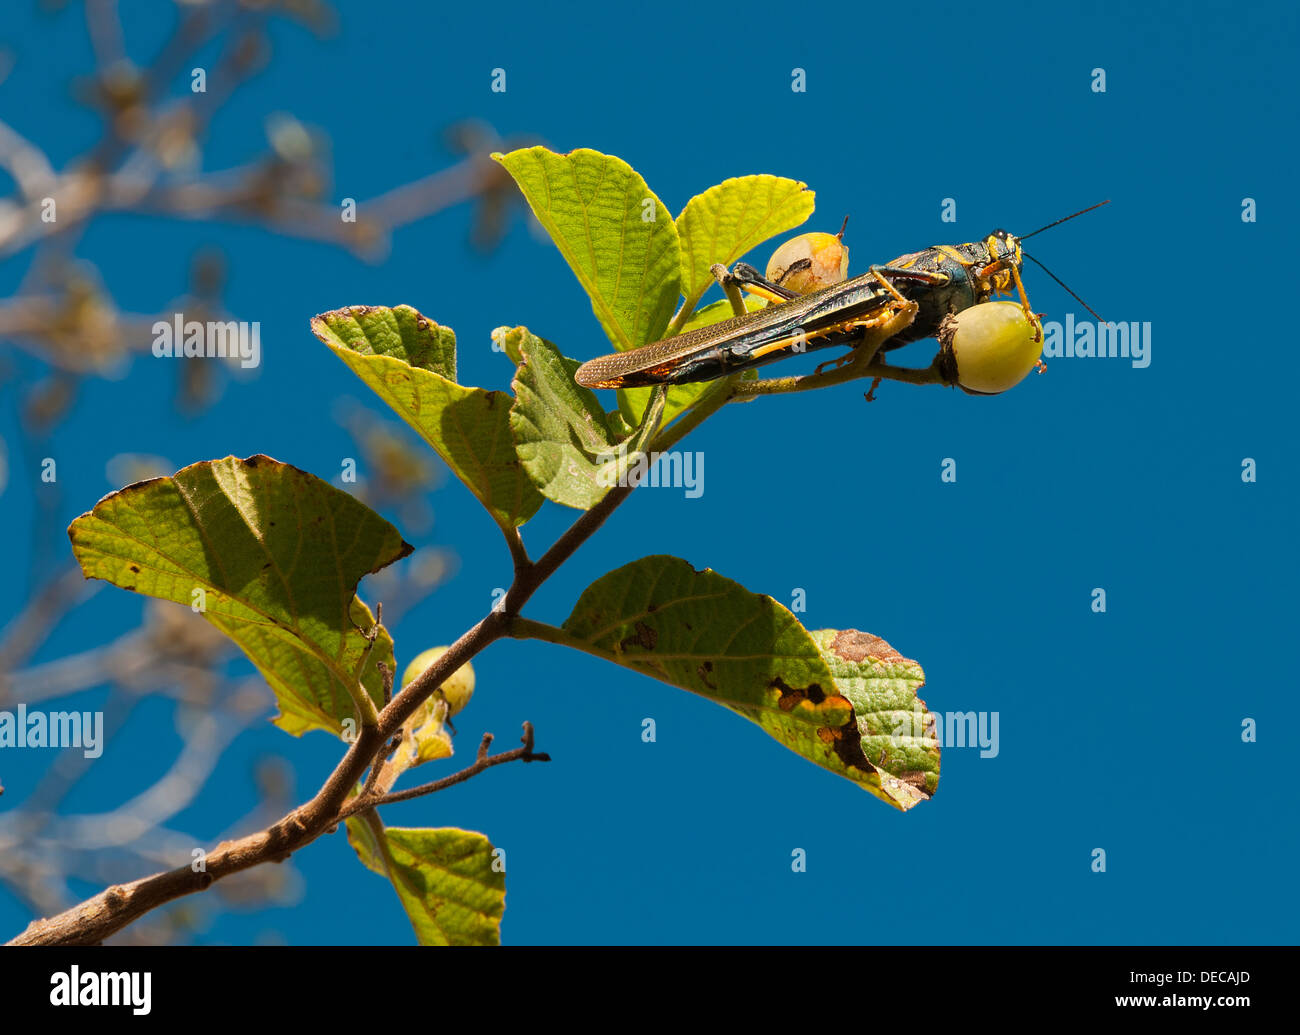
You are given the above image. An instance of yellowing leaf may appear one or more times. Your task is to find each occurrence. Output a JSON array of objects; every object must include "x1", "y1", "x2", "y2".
[{"x1": 675, "y1": 174, "x2": 815, "y2": 317}]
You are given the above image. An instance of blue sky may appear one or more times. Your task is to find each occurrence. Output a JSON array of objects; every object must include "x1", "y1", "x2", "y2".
[{"x1": 0, "y1": 0, "x2": 1295, "y2": 944}]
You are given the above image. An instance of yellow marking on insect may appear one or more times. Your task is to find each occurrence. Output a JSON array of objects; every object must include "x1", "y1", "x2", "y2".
[
  {"x1": 745, "y1": 283, "x2": 794, "y2": 306},
  {"x1": 748, "y1": 334, "x2": 807, "y2": 360}
]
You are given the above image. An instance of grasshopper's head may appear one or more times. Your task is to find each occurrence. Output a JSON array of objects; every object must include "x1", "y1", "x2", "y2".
[
  {"x1": 976, "y1": 229, "x2": 1023, "y2": 298},
  {"x1": 987, "y1": 228, "x2": 1023, "y2": 264}
]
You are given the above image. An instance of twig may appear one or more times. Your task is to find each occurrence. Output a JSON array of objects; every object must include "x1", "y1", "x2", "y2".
[
  {"x1": 732, "y1": 354, "x2": 947, "y2": 396},
  {"x1": 340, "y1": 723, "x2": 549, "y2": 819},
  {"x1": 502, "y1": 526, "x2": 531, "y2": 580},
  {"x1": 360, "y1": 728, "x2": 402, "y2": 797}
]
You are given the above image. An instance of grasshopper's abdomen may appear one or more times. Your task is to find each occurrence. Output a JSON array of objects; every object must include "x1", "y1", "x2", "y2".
[{"x1": 879, "y1": 246, "x2": 983, "y2": 350}]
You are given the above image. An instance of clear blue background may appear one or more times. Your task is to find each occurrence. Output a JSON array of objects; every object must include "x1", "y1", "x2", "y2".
[{"x1": 1, "y1": 0, "x2": 1295, "y2": 944}]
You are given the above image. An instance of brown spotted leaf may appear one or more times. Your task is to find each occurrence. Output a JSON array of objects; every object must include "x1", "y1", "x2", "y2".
[
  {"x1": 561, "y1": 555, "x2": 937, "y2": 809},
  {"x1": 731, "y1": 629, "x2": 940, "y2": 810}
]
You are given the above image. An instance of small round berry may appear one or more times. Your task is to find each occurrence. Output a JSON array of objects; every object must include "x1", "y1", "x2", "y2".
[
  {"x1": 401, "y1": 646, "x2": 476, "y2": 716},
  {"x1": 765, "y1": 231, "x2": 850, "y2": 295},
  {"x1": 939, "y1": 302, "x2": 1042, "y2": 395}
]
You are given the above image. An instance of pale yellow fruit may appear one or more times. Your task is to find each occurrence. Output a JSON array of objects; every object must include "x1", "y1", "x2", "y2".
[
  {"x1": 941, "y1": 301, "x2": 1042, "y2": 395},
  {"x1": 764, "y1": 231, "x2": 849, "y2": 295},
  {"x1": 401, "y1": 646, "x2": 475, "y2": 716}
]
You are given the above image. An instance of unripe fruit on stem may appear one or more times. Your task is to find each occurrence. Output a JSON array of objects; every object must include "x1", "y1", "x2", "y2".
[
  {"x1": 765, "y1": 231, "x2": 849, "y2": 295},
  {"x1": 938, "y1": 301, "x2": 1042, "y2": 395},
  {"x1": 401, "y1": 646, "x2": 475, "y2": 716}
]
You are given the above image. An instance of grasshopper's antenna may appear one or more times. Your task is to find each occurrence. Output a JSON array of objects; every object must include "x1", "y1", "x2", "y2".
[
  {"x1": 1024, "y1": 253, "x2": 1105, "y2": 322},
  {"x1": 1020, "y1": 200, "x2": 1110, "y2": 241}
]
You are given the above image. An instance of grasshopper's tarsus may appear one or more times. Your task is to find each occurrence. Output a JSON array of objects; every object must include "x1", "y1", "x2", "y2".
[{"x1": 814, "y1": 350, "x2": 859, "y2": 376}]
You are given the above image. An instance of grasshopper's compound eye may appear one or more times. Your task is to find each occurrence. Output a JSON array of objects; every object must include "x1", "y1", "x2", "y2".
[
  {"x1": 765, "y1": 231, "x2": 849, "y2": 295},
  {"x1": 938, "y1": 301, "x2": 1041, "y2": 395}
]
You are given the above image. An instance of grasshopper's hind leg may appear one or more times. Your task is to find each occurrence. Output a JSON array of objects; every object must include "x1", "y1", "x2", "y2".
[{"x1": 812, "y1": 299, "x2": 922, "y2": 376}]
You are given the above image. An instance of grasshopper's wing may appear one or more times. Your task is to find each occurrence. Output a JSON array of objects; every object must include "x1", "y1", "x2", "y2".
[
  {"x1": 574, "y1": 273, "x2": 893, "y2": 389},
  {"x1": 574, "y1": 307, "x2": 780, "y2": 388}
]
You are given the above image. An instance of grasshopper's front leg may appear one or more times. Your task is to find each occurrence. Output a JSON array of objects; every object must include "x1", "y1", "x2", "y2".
[
  {"x1": 709, "y1": 261, "x2": 799, "y2": 316},
  {"x1": 969, "y1": 257, "x2": 1043, "y2": 341}
]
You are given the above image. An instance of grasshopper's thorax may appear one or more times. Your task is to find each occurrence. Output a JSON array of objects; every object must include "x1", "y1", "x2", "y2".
[{"x1": 930, "y1": 231, "x2": 1021, "y2": 301}]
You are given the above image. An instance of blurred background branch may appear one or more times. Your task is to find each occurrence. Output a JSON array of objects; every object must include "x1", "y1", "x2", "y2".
[{"x1": 0, "y1": 0, "x2": 537, "y2": 943}]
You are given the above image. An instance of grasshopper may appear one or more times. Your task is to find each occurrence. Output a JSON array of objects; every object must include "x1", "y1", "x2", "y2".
[{"x1": 573, "y1": 203, "x2": 1107, "y2": 390}]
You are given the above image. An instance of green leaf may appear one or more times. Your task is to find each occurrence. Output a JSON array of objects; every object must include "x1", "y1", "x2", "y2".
[
  {"x1": 563, "y1": 556, "x2": 849, "y2": 727},
  {"x1": 346, "y1": 818, "x2": 506, "y2": 945},
  {"x1": 492, "y1": 146, "x2": 681, "y2": 352},
  {"x1": 505, "y1": 326, "x2": 661, "y2": 510},
  {"x1": 310, "y1": 303, "x2": 457, "y2": 380},
  {"x1": 617, "y1": 296, "x2": 765, "y2": 426},
  {"x1": 313, "y1": 306, "x2": 543, "y2": 530},
  {"x1": 675, "y1": 174, "x2": 815, "y2": 318},
  {"x1": 67, "y1": 455, "x2": 410, "y2": 737},
  {"x1": 561, "y1": 556, "x2": 937, "y2": 809}
]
